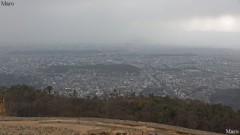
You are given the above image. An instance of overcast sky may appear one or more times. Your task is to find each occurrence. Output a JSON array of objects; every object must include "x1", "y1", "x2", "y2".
[{"x1": 0, "y1": 0, "x2": 240, "y2": 48}]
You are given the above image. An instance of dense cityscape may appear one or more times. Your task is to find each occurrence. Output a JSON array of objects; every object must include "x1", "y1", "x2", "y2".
[{"x1": 0, "y1": 46, "x2": 240, "y2": 104}]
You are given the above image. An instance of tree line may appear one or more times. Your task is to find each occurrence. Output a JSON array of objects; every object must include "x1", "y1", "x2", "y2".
[{"x1": 0, "y1": 85, "x2": 239, "y2": 134}]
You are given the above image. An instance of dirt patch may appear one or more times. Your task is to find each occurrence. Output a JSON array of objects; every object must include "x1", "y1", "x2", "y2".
[{"x1": 0, "y1": 117, "x2": 223, "y2": 135}]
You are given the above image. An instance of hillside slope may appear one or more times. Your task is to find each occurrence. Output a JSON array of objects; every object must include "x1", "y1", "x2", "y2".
[
  {"x1": 0, "y1": 117, "x2": 223, "y2": 135},
  {"x1": 1, "y1": 85, "x2": 240, "y2": 134}
]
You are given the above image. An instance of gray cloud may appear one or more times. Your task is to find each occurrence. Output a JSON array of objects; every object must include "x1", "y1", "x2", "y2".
[{"x1": 0, "y1": 0, "x2": 240, "y2": 48}]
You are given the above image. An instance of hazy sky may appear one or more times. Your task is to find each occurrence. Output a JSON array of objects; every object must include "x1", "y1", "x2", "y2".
[{"x1": 1, "y1": 0, "x2": 240, "y2": 48}]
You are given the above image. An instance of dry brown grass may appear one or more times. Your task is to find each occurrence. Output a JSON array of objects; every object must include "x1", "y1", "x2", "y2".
[{"x1": 0, "y1": 117, "x2": 224, "y2": 135}]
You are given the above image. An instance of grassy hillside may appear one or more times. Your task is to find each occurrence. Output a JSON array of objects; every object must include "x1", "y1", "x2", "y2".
[{"x1": 0, "y1": 117, "x2": 223, "y2": 135}]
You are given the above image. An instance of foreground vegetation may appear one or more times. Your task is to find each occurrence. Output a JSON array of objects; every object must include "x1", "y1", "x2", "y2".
[{"x1": 0, "y1": 85, "x2": 239, "y2": 134}]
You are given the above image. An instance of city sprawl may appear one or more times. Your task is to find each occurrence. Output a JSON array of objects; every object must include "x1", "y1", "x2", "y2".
[{"x1": 0, "y1": 47, "x2": 240, "y2": 103}]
